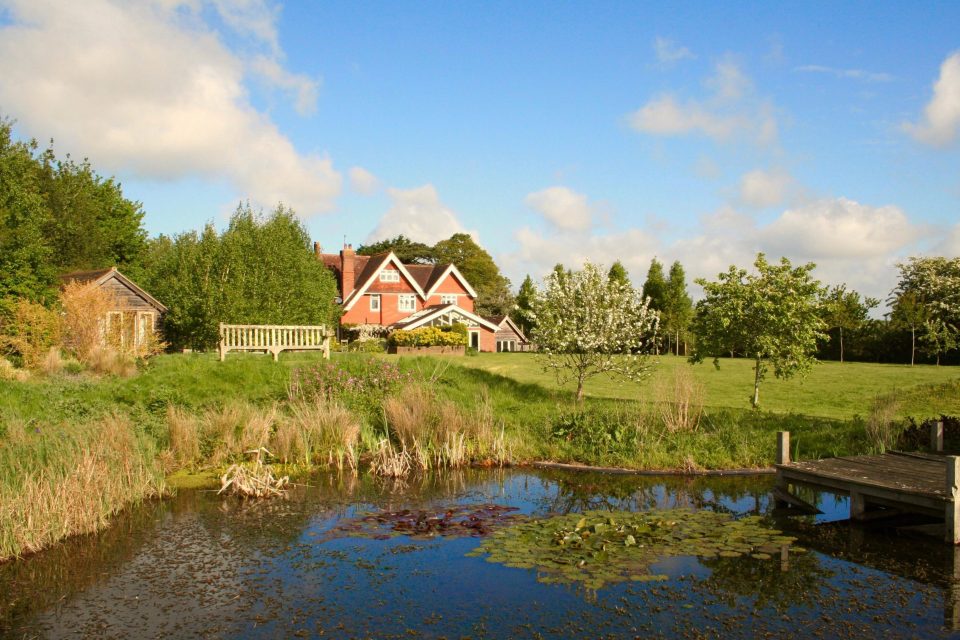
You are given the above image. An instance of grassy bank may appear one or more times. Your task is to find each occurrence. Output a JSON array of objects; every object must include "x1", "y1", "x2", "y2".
[{"x1": 1, "y1": 351, "x2": 957, "y2": 560}]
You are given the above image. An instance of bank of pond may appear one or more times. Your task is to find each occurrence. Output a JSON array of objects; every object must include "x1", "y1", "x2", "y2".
[{"x1": 2, "y1": 468, "x2": 959, "y2": 638}]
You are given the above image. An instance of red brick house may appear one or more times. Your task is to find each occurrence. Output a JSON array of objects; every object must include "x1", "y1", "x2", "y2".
[{"x1": 318, "y1": 244, "x2": 499, "y2": 351}]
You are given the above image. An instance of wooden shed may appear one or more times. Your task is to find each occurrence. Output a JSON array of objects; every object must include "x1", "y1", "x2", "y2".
[
  {"x1": 59, "y1": 267, "x2": 167, "y2": 352},
  {"x1": 484, "y1": 315, "x2": 531, "y2": 352}
]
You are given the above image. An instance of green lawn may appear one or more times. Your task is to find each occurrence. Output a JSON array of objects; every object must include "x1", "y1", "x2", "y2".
[{"x1": 455, "y1": 353, "x2": 960, "y2": 420}]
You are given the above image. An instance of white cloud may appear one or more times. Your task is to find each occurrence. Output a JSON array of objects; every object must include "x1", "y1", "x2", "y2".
[
  {"x1": 627, "y1": 60, "x2": 778, "y2": 145},
  {"x1": 794, "y1": 65, "x2": 894, "y2": 83},
  {"x1": 653, "y1": 37, "x2": 694, "y2": 65},
  {"x1": 368, "y1": 185, "x2": 470, "y2": 245},
  {"x1": 348, "y1": 166, "x2": 381, "y2": 195},
  {"x1": 738, "y1": 168, "x2": 796, "y2": 208},
  {"x1": 505, "y1": 197, "x2": 923, "y2": 304},
  {"x1": 0, "y1": 0, "x2": 340, "y2": 216},
  {"x1": 757, "y1": 198, "x2": 918, "y2": 260},
  {"x1": 524, "y1": 186, "x2": 595, "y2": 231},
  {"x1": 903, "y1": 51, "x2": 960, "y2": 147}
]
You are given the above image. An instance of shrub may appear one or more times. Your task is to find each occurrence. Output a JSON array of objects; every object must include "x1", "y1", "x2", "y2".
[
  {"x1": 60, "y1": 281, "x2": 118, "y2": 362},
  {"x1": 0, "y1": 298, "x2": 62, "y2": 369},
  {"x1": 388, "y1": 325, "x2": 469, "y2": 347},
  {"x1": 0, "y1": 356, "x2": 30, "y2": 382},
  {"x1": 289, "y1": 357, "x2": 412, "y2": 420}
]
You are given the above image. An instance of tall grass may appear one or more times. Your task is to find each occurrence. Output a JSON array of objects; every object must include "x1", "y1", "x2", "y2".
[{"x1": 0, "y1": 414, "x2": 166, "y2": 562}]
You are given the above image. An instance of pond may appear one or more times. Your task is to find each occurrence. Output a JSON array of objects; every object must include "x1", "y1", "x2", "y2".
[{"x1": 2, "y1": 468, "x2": 959, "y2": 638}]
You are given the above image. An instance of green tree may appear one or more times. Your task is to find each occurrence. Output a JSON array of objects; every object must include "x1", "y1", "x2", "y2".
[
  {"x1": 691, "y1": 253, "x2": 826, "y2": 409},
  {"x1": 144, "y1": 204, "x2": 340, "y2": 350},
  {"x1": 890, "y1": 257, "x2": 960, "y2": 366},
  {"x1": 661, "y1": 261, "x2": 693, "y2": 356},
  {"x1": 607, "y1": 261, "x2": 630, "y2": 287},
  {"x1": 821, "y1": 284, "x2": 879, "y2": 363},
  {"x1": 532, "y1": 262, "x2": 659, "y2": 403},
  {"x1": 888, "y1": 291, "x2": 928, "y2": 366},
  {"x1": 641, "y1": 258, "x2": 667, "y2": 353},
  {"x1": 513, "y1": 274, "x2": 537, "y2": 336},
  {"x1": 433, "y1": 232, "x2": 513, "y2": 316},
  {"x1": 0, "y1": 121, "x2": 56, "y2": 308},
  {"x1": 357, "y1": 234, "x2": 436, "y2": 264}
]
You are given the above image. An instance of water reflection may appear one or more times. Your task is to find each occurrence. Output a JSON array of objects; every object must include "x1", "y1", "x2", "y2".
[{"x1": 0, "y1": 468, "x2": 957, "y2": 638}]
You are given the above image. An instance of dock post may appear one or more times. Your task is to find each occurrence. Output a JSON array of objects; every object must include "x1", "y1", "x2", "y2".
[
  {"x1": 776, "y1": 431, "x2": 790, "y2": 465},
  {"x1": 947, "y1": 456, "x2": 960, "y2": 544},
  {"x1": 933, "y1": 421, "x2": 945, "y2": 453}
]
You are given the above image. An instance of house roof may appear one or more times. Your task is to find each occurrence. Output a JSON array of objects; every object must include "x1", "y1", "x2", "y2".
[
  {"x1": 390, "y1": 303, "x2": 500, "y2": 332},
  {"x1": 59, "y1": 266, "x2": 168, "y2": 313},
  {"x1": 483, "y1": 314, "x2": 529, "y2": 342},
  {"x1": 318, "y1": 249, "x2": 478, "y2": 304}
]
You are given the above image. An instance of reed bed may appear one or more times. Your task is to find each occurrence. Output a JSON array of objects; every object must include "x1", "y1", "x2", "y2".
[
  {"x1": 0, "y1": 414, "x2": 165, "y2": 562},
  {"x1": 218, "y1": 449, "x2": 289, "y2": 498}
]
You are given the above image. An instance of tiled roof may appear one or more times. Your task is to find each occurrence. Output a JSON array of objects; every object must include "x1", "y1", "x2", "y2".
[{"x1": 318, "y1": 250, "x2": 463, "y2": 299}]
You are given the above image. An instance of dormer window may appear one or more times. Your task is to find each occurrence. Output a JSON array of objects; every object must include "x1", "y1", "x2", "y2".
[{"x1": 380, "y1": 269, "x2": 400, "y2": 283}]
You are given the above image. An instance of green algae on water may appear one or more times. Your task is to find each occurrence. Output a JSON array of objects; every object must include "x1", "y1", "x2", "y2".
[{"x1": 467, "y1": 509, "x2": 801, "y2": 590}]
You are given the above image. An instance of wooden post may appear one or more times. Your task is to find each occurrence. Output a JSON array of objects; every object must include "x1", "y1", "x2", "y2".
[
  {"x1": 947, "y1": 456, "x2": 960, "y2": 544},
  {"x1": 949, "y1": 545, "x2": 960, "y2": 630},
  {"x1": 850, "y1": 491, "x2": 867, "y2": 520},
  {"x1": 776, "y1": 431, "x2": 790, "y2": 465},
  {"x1": 933, "y1": 421, "x2": 945, "y2": 452}
]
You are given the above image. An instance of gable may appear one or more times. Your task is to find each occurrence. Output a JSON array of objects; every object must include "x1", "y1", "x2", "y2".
[{"x1": 342, "y1": 252, "x2": 426, "y2": 311}]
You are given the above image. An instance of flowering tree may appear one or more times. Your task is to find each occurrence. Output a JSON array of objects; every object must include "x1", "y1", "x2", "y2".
[{"x1": 531, "y1": 262, "x2": 659, "y2": 403}]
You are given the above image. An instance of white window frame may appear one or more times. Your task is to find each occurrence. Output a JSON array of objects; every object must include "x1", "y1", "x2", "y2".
[
  {"x1": 398, "y1": 294, "x2": 416, "y2": 312},
  {"x1": 369, "y1": 294, "x2": 381, "y2": 311},
  {"x1": 379, "y1": 269, "x2": 400, "y2": 283},
  {"x1": 439, "y1": 294, "x2": 458, "y2": 305}
]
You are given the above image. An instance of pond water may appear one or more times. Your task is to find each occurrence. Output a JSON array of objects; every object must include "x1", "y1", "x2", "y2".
[{"x1": 2, "y1": 468, "x2": 959, "y2": 639}]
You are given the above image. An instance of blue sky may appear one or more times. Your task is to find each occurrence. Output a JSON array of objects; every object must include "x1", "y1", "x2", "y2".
[{"x1": 1, "y1": 1, "x2": 958, "y2": 302}]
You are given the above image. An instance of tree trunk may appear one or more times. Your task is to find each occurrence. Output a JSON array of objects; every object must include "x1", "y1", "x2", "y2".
[
  {"x1": 675, "y1": 330, "x2": 680, "y2": 356},
  {"x1": 576, "y1": 377, "x2": 585, "y2": 403},
  {"x1": 911, "y1": 326, "x2": 916, "y2": 366},
  {"x1": 752, "y1": 358, "x2": 761, "y2": 409},
  {"x1": 839, "y1": 326, "x2": 844, "y2": 364}
]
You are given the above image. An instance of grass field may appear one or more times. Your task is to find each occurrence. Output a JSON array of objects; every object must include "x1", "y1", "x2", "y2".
[{"x1": 457, "y1": 353, "x2": 960, "y2": 420}]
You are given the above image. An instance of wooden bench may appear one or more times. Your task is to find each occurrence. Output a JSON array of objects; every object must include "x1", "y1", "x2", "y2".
[{"x1": 218, "y1": 323, "x2": 331, "y2": 361}]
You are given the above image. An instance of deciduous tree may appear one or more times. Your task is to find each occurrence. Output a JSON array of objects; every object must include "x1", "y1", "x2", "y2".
[
  {"x1": 690, "y1": 253, "x2": 826, "y2": 409},
  {"x1": 821, "y1": 284, "x2": 879, "y2": 363},
  {"x1": 433, "y1": 233, "x2": 513, "y2": 316},
  {"x1": 531, "y1": 262, "x2": 659, "y2": 403}
]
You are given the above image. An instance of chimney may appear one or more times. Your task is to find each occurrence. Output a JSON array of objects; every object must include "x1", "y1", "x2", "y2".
[
  {"x1": 313, "y1": 241, "x2": 321, "y2": 258},
  {"x1": 340, "y1": 243, "x2": 355, "y2": 297}
]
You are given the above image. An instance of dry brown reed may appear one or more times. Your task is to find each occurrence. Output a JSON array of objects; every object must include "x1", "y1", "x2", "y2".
[
  {"x1": 202, "y1": 402, "x2": 276, "y2": 466},
  {"x1": 85, "y1": 347, "x2": 138, "y2": 377},
  {"x1": 166, "y1": 405, "x2": 201, "y2": 468},
  {"x1": 866, "y1": 392, "x2": 902, "y2": 453},
  {"x1": 0, "y1": 414, "x2": 165, "y2": 561},
  {"x1": 381, "y1": 384, "x2": 511, "y2": 472},
  {"x1": 40, "y1": 347, "x2": 64, "y2": 376},
  {"x1": 653, "y1": 366, "x2": 705, "y2": 433},
  {"x1": 218, "y1": 449, "x2": 289, "y2": 498},
  {"x1": 0, "y1": 356, "x2": 30, "y2": 382},
  {"x1": 272, "y1": 398, "x2": 360, "y2": 470},
  {"x1": 369, "y1": 439, "x2": 412, "y2": 477}
]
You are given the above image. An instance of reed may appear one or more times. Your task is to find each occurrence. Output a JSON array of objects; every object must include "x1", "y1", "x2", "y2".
[
  {"x1": 0, "y1": 414, "x2": 165, "y2": 562},
  {"x1": 273, "y1": 398, "x2": 361, "y2": 470}
]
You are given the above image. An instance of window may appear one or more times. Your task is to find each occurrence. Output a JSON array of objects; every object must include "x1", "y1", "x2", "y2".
[
  {"x1": 440, "y1": 294, "x2": 458, "y2": 305},
  {"x1": 380, "y1": 269, "x2": 400, "y2": 282},
  {"x1": 137, "y1": 312, "x2": 155, "y2": 347},
  {"x1": 369, "y1": 295, "x2": 381, "y2": 311},
  {"x1": 398, "y1": 295, "x2": 416, "y2": 312}
]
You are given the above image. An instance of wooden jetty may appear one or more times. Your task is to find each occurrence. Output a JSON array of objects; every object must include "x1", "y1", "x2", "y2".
[{"x1": 774, "y1": 427, "x2": 960, "y2": 544}]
